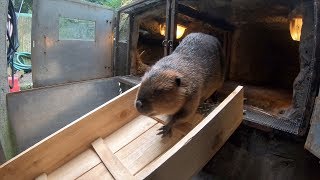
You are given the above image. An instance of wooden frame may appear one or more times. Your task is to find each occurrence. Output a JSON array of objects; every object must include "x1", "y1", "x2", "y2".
[{"x1": 0, "y1": 85, "x2": 243, "y2": 180}]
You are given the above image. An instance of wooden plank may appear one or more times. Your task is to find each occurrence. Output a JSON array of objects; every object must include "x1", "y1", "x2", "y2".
[
  {"x1": 46, "y1": 115, "x2": 155, "y2": 179},
  {"x1": 35, "y1": 173, "x2": 47, "y2": 180},
  {"x1": 45, "y1": 115, "x2": 155, "y2": 179},
  {"x1": 47, "y1": 149, "x2": 101, "y2": 180},
  {"x1": 104, "y1": 115, "x2": 157, "y2": 153},
  {"x1": 77, "y1": 163, "x2": 114, "y2": 180},
  {"x1": 152, "y1": 113, "x2": 204, "y2": 135},
  {"x1": 136, "y1": 86, "x2": 244, "y2": 179},
  {"x1": 0, "y1": 85, "x2": 140, "y2": 180},
  {"x1": 151, "y1": 115, "x2": 170, "y2": 124},
  {"x1": 92, "y1": 138, "x2": 135, "y2": 180},
  {"x1": 115, "y1": 123, "x2": 183, "y2": 175}
]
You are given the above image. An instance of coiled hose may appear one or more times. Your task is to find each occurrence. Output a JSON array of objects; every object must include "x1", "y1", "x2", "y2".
[{"x1": 13, "y1": 52, "x2": 32, "y2": 73}]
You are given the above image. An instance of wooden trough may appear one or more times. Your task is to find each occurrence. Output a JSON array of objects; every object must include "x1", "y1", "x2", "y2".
[{"x1": 0, "y1": 85, "x2": 243, "y2": 180}]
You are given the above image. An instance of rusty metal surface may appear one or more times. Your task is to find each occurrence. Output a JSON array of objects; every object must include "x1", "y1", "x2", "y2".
[
  {"x1": 31, "y1": 0, "x2": 114, "y2": 87},
  {"x1": 305, "y1": 97, "x2": 320, "y2": 158},
  {"x1": 305, "y1": 0, "x2": 320, "y2": 158},
  {"x1": 298, "y1": 1, "x2": 320, "y2": 135},
  {"x1": 114, "y1": 0, "x2": 164, "y2": 76},
  {"x1": 0, "y1": 143, "x2": 4, "y2": 164},
  {"x1": 7, "y1": 77, "x2": 120, "y2": 152},
  {"x1": 117, "y1": 75, "x2": 141, "y2": 86}
]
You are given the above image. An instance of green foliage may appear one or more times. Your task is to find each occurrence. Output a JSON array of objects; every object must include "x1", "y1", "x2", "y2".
[
  {"x1": 13, "y1": 0, "x2": 33, "y2": 13},
  {"x1": 85, "y1": 0, "x2": 132, "y2": 9},
  {"x1": 12, "y1": 0, "x2": 132, "y2": 13},
  {"x1": 86, "y1": 0, "x2": 121, "y2": 8}
]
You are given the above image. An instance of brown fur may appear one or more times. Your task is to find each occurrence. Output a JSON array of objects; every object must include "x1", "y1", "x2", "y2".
[{"x1": 135, "y1": 32, "x2": 225, "y2": 137}]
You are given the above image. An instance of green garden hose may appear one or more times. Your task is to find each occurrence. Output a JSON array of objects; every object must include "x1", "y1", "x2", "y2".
[{"x1": 13, "y1": 52, "x2": 31, "y2": 73}]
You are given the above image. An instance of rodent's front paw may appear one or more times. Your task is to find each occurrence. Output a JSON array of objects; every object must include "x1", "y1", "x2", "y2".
[{"x1": 157, "y1": 124, "x2": 173, "y2": 138}]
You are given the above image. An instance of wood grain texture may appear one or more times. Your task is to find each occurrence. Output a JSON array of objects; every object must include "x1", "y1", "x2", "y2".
[
  {"x1": 1, "y1": 85, "x2": 243, "y2": 180},
  {"x1": 152, "y1": 113, "x2": 204, "y2": 135},
  {"x1": 0, "y1": 85, "x2": 140, "y2": 180},
  {"x1": 76, "y1": 163, "x2": 114, "y2": 180},
  {"x1": 136, "y1": 86, "x2": 244, "y2": 180},
  {"x1": 92, "y1": 138, "x2": 135, "y2": 180},
  {"x1": 45, "y1": 115, "x2": 155, "y2": 179},
  {"x1": 104, "y1": 115, "x2": 157, "y2": 153},
  {"x1": 47, "y1": 149, "x2": 101, "y2": 180},
  {"x1": 35, "y1": 173, "x2": 47, "y2": 180},
  {"x1": 115, "y1": 123, "x2": 184, "y2": 175}
]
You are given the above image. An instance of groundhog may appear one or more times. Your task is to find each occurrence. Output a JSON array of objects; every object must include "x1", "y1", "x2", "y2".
[{"x1": 135, "y1": 32, "x2": 225, "y2": 137}]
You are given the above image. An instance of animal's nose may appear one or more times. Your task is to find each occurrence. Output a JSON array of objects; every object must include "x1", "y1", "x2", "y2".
[{"x1": 135, "y1": 100, "x2": 143, "y2": 110}]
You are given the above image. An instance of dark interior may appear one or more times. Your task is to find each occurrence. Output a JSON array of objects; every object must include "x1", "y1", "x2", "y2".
[{"x1": 123, "y1": 0, "x2": 315, "y2": 131}]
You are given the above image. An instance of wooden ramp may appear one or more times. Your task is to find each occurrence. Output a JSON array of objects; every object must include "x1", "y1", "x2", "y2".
[{"x1": 0, "y1": 85, "x2": 244, "y2": 180}]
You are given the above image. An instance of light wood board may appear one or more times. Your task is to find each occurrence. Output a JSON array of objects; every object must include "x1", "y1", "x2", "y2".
[
  {"x1": 1, "y1": 85, "x2": 243, "y2": 180},
  {"x1": 0, "y1": 85, "x2": 140, "y2": 180},
  {"x1": 92, "y1": 138, "x2": 135, "y2": 180},
  {"x1": 104, "y1": 115, "x2": 157, "y2": 153},
  {"x1": 115, "y1": 123, "x2": 184, "y2": 175},
  {"x1": 137, "y1": 86, "x2": 244, "y2": 179},
  {"x1": 47, "y1": 149, "x2": 101, "y2": 180},
  {"x1": 76, "y1": 163, "x2": 114, "y2": 180},
  {"x1": 42, "y1": 115, "x2": 157, "y2": 180}
]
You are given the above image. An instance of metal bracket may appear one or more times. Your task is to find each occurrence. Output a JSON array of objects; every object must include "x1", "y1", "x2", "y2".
[{"x1": 163, "y1": 0, "x2": 177, "y2": 56}]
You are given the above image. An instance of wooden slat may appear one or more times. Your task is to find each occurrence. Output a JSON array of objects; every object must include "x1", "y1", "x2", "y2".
[
  {"x1": 152, "y1": 113, "x2": 204, "y2": 135},
  {"x1": 136, "y1": 86, "x2": 244, "y2": 179},
  {"x1": 76, "y1": 163, "x2": 114, "y2": 180},
  {"x1": 115, "y1": 123, "x2": 183, "y2": 175},
  {"x1": 92, "y1": 138, "x2": 135, "y2": 180},
  {"x1": 152, "y1": 115, "x2": 170, "y2": 124},
  {"x1": 104, "y1": 115, "x2": 157, "y2": 153},
  {"x1": 1, "y1": 84, "x2": 243, "y2": 180},
  {"x1": 45, "y1": 115, "x2": 155, "y2": 179},
  {"x1": 35, "y1": 173, "x2": 47, "y2": 180},
  {"x1": 0, "y1": 85, "x2": 140, "y2": 180},
  {"x1": 174, "y1": 113, "x2": 204, "y2": 134},
  {"x1": 47, "y1": 149, "x2": 101, "y2": 180}
]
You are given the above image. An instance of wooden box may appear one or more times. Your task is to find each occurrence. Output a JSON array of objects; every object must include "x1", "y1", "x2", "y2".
[{"x1": 0, "y1": 85, "x2": 243, "y2": 180}]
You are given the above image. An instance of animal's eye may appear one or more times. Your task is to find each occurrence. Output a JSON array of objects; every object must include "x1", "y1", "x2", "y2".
[{"x1": 153, "y1": 89, "x2": 162, "y2": 96}]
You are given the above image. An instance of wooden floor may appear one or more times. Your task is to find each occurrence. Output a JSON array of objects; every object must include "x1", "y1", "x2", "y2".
[
  {"x1": 41, "y1": 115, "x2": 200, "y2": 180},
  {"x1": 216, "y1": 81, "x2": 292, "y2": 116}
]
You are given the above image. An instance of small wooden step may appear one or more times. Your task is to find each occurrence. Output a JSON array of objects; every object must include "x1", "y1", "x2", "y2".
[{"x1": 92, "y1": 138, "x2": 135, "y2": 180}]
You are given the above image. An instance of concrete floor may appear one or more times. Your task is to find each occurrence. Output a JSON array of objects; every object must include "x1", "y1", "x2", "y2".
[
  {"x1": 194, "y1": 124, "x2": 320, "y2": 180},
  {"x1": 19, "y1": 72, "x2": 33, "y2": 90}
]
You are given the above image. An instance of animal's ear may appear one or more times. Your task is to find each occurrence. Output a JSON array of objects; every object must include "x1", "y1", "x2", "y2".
[
  {"x1": 145, "y1": 66, "x2": 151, "y2": 72},
  {"x1": 165, "y1": 70, "x2": 183, "y2": 87},
  {"x1": 175, "y1": 77, "x2": 181, "y2": 87}
]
